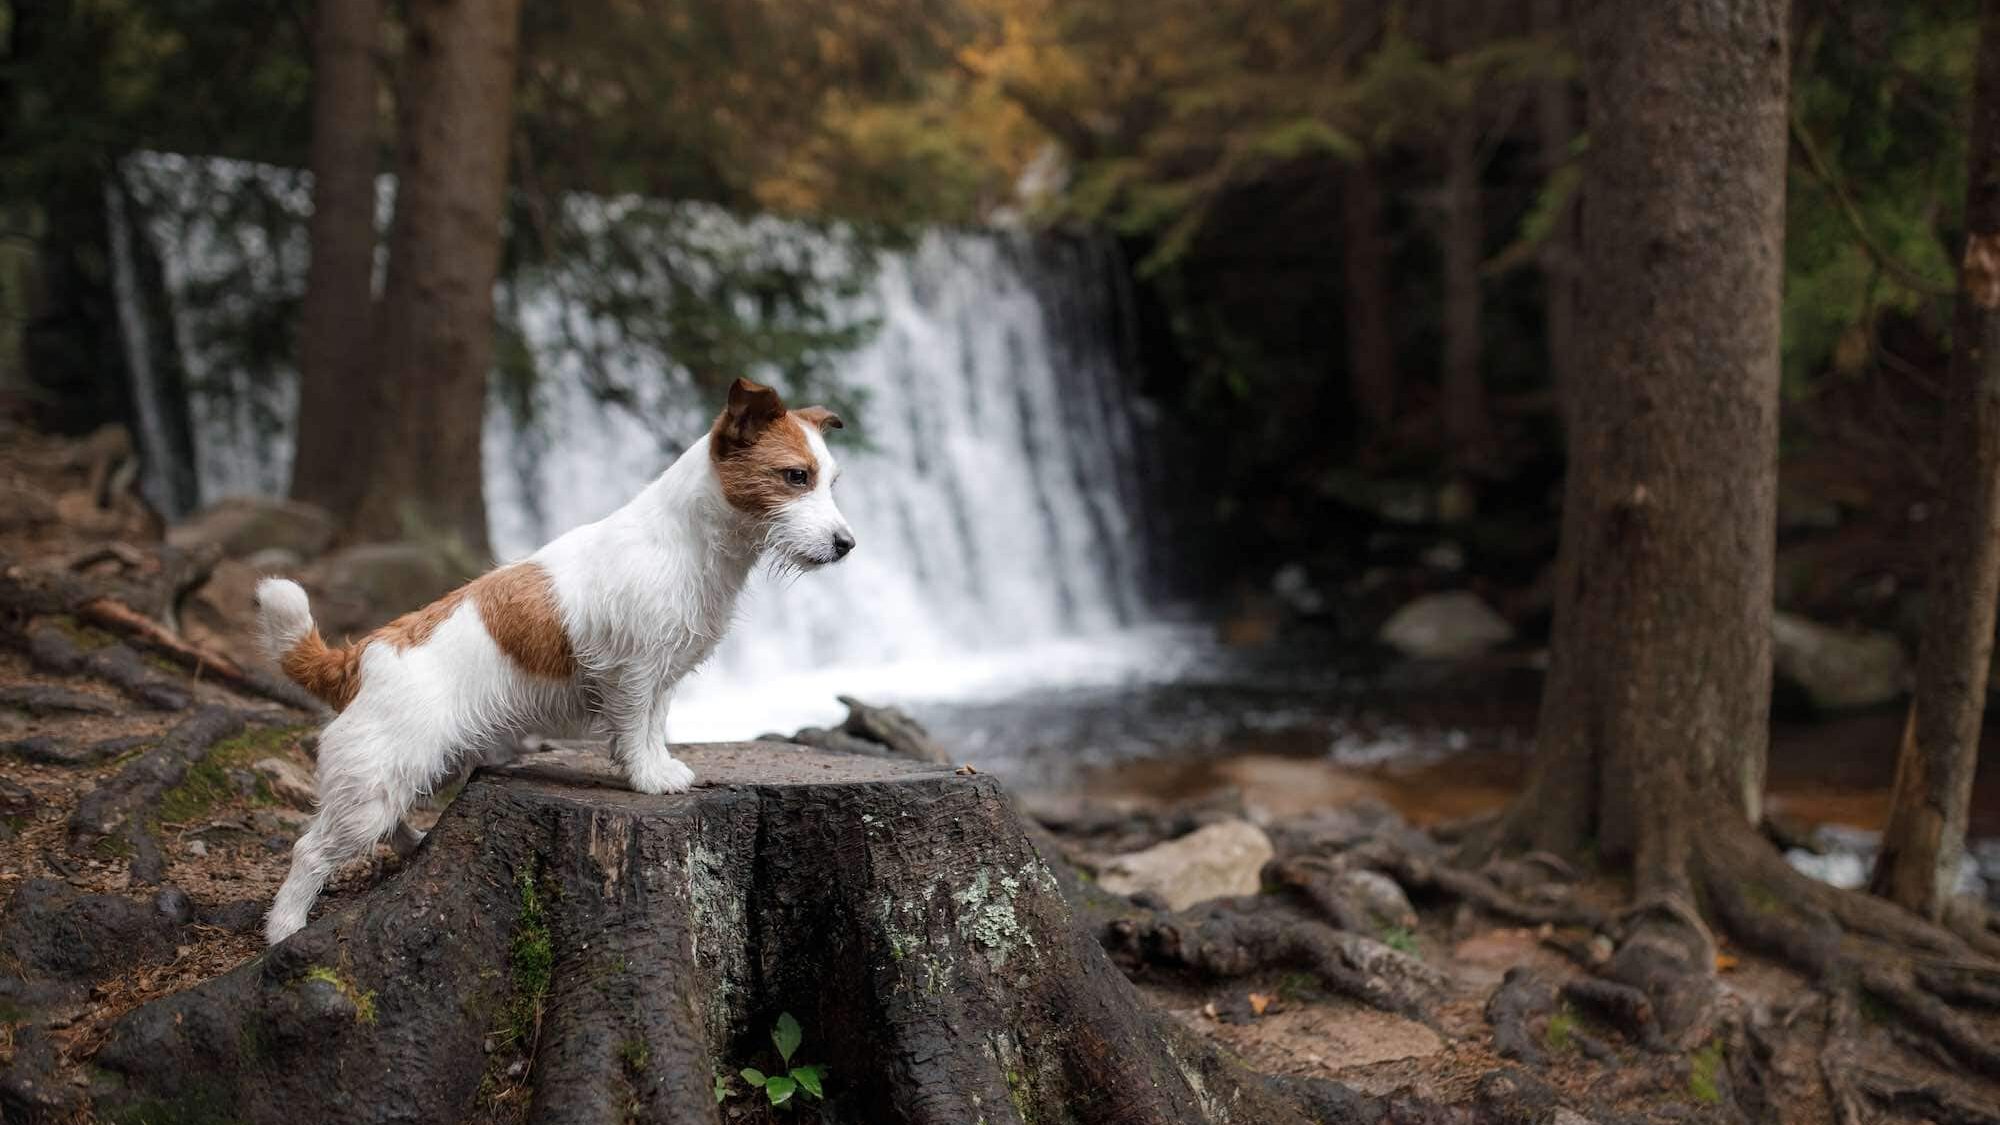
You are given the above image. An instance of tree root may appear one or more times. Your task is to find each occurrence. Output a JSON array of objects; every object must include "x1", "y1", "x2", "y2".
[
  {"x1": 0, "y1": 557, "x2": 314, "y2": 710},
  {"x1": 1860, "y1": 966, "x2": 2000, "y2": 1080},
  {"x1": 68, "y1": 704, "x2": 248, "y2": 852},
  {"x1": 1103, "y1": 896, "x2": 1447, "y2": 1019},
  {"x1": 1349, "y1": 839, "x2": 1604, "y2": 929},
  {"x1": 1484, "y1": 968, "x2": 1559, "y2": 1066},
  {"x1": 1853, "y1": 1065, "x2": 2000, "y2": 1125},
  {"x1": 1559, "y1": 976, "x2": 1664, "y2": 1052}
]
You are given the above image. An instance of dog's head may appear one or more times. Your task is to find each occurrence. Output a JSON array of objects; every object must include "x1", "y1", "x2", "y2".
[{"x1": 710, "y1": 377, "x2": 855, "y2": 569}]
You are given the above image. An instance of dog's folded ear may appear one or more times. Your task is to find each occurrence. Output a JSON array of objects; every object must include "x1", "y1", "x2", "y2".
[
  {"x1": 794, "y1": 406, "x2": 844, "y2": 433},
  {"x1": 714, "y1": 377, "x2": 788, "y2": 456}
]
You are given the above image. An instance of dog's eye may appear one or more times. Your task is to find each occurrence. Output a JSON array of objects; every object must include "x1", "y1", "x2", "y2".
[{"x1": 784, "y1": 468, "x2": 809, "y2": 488}]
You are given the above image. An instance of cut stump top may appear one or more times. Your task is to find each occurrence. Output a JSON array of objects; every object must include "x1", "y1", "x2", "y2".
[{"x1": 486, "y1": 740, "x2": 958, "y2": 802}]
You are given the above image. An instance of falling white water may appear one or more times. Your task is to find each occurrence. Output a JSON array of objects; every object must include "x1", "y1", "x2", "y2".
[{"x1": 112, "y1": 153, "x2": 1190, "y2": 739}]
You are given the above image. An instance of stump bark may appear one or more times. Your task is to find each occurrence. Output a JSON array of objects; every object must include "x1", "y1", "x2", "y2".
[{"x1": 91, "y1": 743, "x2": 1326, "y2": 1124}]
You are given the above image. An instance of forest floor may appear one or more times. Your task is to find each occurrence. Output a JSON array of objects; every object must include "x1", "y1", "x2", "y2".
[{"x1": 2, "y1": 423, "x2": 1998, "y2": 1123}]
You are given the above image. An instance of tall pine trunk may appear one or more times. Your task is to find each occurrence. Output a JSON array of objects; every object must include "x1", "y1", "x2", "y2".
[
  {"x1": 1870, "y1": 0, "x2": 2000, "y2": 922},
  {"x1": 347, "y1": 0, "x2": 523, "y2": 558},
  {"x1": 1343, "y1": 159, "x2": 1398, "y2": 432},
  {"x1": 291, "y1": 0, "x2": 384, "y2": 520},
  {"x1": 1439, "y1": 91, "x2": 1485, "y2": 450},
  {"x1": 1534, "y1": 0, "x2": 1580, "y2": 397},
  {"x1": 1499, "y1": 0, "x2": 1789, "y2": 896}
]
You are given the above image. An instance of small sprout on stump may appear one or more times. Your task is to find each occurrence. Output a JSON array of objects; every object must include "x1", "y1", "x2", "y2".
[
  {"x1": 1381, "y1": 925, "x2": 1419, "y2": 954},
  {"x1": 734, "y1": 1013, "x2": 827, "y2": 1109}
]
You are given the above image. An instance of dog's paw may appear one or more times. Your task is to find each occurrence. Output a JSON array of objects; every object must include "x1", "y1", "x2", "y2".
[{"x1": 629, "y1": 755, "x2": 696, "y2": 795}]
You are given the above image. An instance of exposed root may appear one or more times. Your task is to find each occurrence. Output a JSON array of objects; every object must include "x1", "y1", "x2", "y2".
[
  {"x1": 1484, "y1": 967, "x2": 1558, "y2": 1067},
  {"x1": 1103, "y1": 896, "x2": 1447, "y2": 1018},
  {"x1": 1559, "y1": 976, "x2": 1664, "y2": 1052},
  {"x1": 66, "y1": 704, "x2": 246, "y2": 844},
  {"x1": 1349, "y1": 839, "x2": 1604, "y2": 929},
  {"x1": 1861, "y1": 966, "x2": 2000, "y2": 1081},
  {"x1": 1854, "y1": 1065, "x2": 2000, "y2": 1125}
]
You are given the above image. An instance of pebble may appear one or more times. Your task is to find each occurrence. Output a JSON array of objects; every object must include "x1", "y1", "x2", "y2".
[{"x1": 187, "y1": 839, "x2": 208, "y2": 858}]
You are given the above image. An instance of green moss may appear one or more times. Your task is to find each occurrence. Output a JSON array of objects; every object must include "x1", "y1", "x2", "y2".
[
  {"x1": 156, "y1": 725, "x2": 310, "y2": 824},
  {"x1": 617, "y1": 1038, "x2": 649, "y2": 1074},
  {"x1": 47, "y1": 615, "x2": 116, "y2": 652},
  {"x1": 1380, "y1": 926, "x2": 1418, "y2": 954},
  {"x1": 1688, "y1": 1038, "x2": 1725, "y2": 1104},
  {"x1": 96, "y1": 833, "x2": 135, "y2": 859},
  {"x1": 1544, "y1": 1007, "x2": 1577, "y2": 1053},
  {"x1": 503, "y1": 867, "x2": 554, "y2": 1047},
  {"x1": 299, "y1": 965, "x2": 377, "y2": 1025},
  {"x1": 1276, "y1": 971, "x2": 1322, "y2": 1002},
  {"x1": 1741, "y1": 881, "x2": 1781, "y2": 914}
]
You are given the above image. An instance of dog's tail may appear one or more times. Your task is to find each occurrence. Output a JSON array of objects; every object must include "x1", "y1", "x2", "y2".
[{"x1": 255, "y1": 577, "x2": 362, "y2": 710}]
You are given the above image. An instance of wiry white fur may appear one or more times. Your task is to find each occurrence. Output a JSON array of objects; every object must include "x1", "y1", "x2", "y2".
[
  {"x1": 253, "y1": 576, "x2": 314, "y2": 662},
  {"x1": 262, "y1": 423, "x2": 854, "y2": 944}
]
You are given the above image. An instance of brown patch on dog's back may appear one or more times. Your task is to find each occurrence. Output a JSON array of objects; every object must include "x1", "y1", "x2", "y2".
[
  {"x1": 473, "y1": 563, "x2": 576, "y2": 679},
  {"x1": 372, "y1": 586, "x2": 473, "y2": 651},
  {"x1": 709, "y1": 377, "x2": 825, "y2": 516},
  {"x1": 364, "y1": 563, "x2": 574, "y2": 679}
]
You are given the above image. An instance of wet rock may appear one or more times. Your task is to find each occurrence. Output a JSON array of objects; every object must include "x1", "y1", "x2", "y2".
[
  {"x1": 1098, "y1": 819, "x2": 1275, "y2": 911},
  {"x1": 1378, "y1": 591, "x2": 1514, "y2": 660},
  {"x1": 202, "y1": 898, "x2": 267, "y2": 934},
  {"x1": 1335, "y1": 869, "x2": 1418, "y2": 930},
  {"x1": 0, "y1": 879, "x2": 182, "y2": 982},
  {"x1": 168, "y1": 496, "x2": 337, "y2": 561},
  {"x1": 0, "y1": 1023, "x2": 85, "y2": 1119},
  {"x1": 154, "y1": 886, "x2": 196, "y2": 926},
  {"x1": 1771, "y1": 612, "x2": 1908, "y2": 712},
  {"x1": 253, "y1": 757, "x2": 317, "y2": 811}
]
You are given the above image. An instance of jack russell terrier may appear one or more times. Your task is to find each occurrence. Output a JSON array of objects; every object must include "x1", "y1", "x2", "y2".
[{"x1": 254, "y1": 378, "x2": 853, "y2": 943}]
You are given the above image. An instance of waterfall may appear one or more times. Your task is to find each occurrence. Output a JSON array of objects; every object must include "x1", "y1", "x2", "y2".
[{"x1": 111, "y1": 153, "x2": 1188, "y2": 738}]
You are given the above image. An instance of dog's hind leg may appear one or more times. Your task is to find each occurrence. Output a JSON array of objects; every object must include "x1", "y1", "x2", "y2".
[{"x1": 266, "y1": 717, "x2": 420, "y2": 944}]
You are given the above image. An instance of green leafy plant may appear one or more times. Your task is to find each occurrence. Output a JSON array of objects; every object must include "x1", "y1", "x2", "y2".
[
  {"x1": 1380, "y1": 926, "x2": 1419, "y2": 954},
  {"x1": 729, "y1": 1012, "x2": 827, "y2": 1108}
]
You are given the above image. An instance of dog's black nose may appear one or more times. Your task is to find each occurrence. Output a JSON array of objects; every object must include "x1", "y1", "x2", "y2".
[{"x1": 831, "y1": 531, "x2": 855, "y2": 559}]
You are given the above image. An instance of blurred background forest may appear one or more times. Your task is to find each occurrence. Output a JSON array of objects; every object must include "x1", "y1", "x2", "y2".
[{"x1": 0, "y1": 1, "x2": 1992, "y2": 847}]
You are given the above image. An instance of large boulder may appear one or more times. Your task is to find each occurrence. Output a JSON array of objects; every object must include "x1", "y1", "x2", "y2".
[
  {"x1": 311, "y1": 541, "x2": 478, "y2": 636},
  {"x1": 1097, "y1": 819, "x2": 1275, "y2": 910},
  {"x1": 1378, "y1": 591, "x2": 1515, "y2": 660},
  {"x1": 168, "y1": 496, "x2": 338, "y2": 561},
  {"x1": 1771, "y1": 611, "x2": 1908, "y2": 712}
]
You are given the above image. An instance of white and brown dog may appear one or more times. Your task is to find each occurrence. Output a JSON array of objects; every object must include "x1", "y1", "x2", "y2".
[{"x1": 254, "y1": 378, "x2": 852, "y2": 943}]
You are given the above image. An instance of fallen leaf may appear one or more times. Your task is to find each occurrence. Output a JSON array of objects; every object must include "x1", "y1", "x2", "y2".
[
  {"x1": 954, "y1": 764, "x2": 979, "y2": 775},
  {"x1": 1714, "y1": 953, "x2": 1739, "y2": 972},
  {"x1": 1248, "y1": 992, "x2": 1274, "y2": 1016},
  {"x1": 1201, "y1": 1001, "x2": 1219, "y2": 1021}
]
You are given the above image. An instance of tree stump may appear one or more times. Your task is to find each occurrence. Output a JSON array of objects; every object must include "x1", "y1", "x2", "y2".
[{"x1": 91, "y1": 742, "x2": 1323, "y2": 1124}]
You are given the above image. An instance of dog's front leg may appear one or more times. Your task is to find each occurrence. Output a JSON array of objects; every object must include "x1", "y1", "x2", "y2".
[{"x1": 608, "y1": 675, "x2": 694, "y2": 795}]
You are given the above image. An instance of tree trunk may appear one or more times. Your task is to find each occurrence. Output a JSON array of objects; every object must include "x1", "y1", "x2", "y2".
[
  {"x1": 1342, "y1": 158, "x2": 1398, "y2": 433},
  {"x1": 291, "y1": 0, "x2": 385, "y2": 522},
  {"x1": 1497, "y1": 0, "x2": 1789, "y2": 893},
  {"x1": 91, "y1": 744, "x2": 1343, "y2": 1124},
  {"x1": 1440, "y1": 90, "x2": 1485, "y2": 452},
  {"x1": 1533, "y1": 0, "x2": 1580, "y2": 397},
  {"x1": 1870, "y1": 0, "x2": 2000, "y2": 922},
  {"x1": 346, "y1": 0, "x2": 522, "y2": 558}
]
